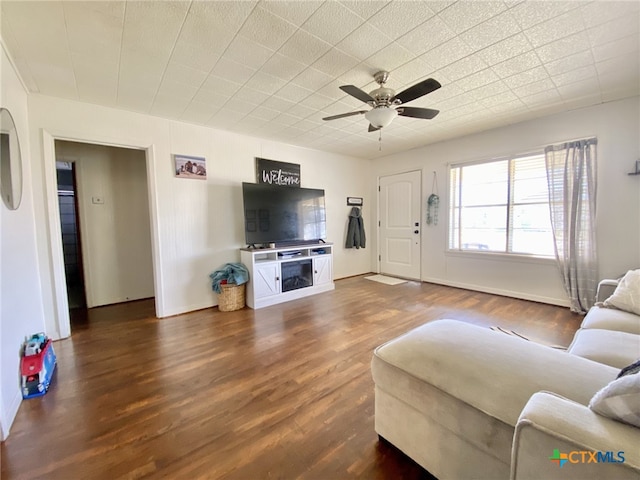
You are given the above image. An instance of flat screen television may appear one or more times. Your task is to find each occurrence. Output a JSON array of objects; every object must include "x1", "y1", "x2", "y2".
[{"x1": 242, "y1": 182, "x2": 327, "y2": 246}]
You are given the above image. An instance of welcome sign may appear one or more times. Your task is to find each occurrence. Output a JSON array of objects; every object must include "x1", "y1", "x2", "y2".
[{"x1": 256, "y1": 158, "x2": 300, "y2": 187}]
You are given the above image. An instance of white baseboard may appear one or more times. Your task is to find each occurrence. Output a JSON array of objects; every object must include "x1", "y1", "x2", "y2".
[
  {"x1": 421, "y1": 277, "x2": 570, "y2": 307},
  {"x1": 161, "y1": 300, "x2": 215, "y2": 318}
]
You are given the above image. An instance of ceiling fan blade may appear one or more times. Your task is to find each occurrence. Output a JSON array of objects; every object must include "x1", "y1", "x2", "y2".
[
  {"x1": 397, "y1": 106, "x2": 440, "y2": 120},
  {"x1": 394, "y1": 78, "x2": 441, "y2": 104},
  {"x1": 340, "y1": 85, "x2": 375, "y2": 104},
  {"x1": 368, "y1": 124, "x2": 380, "y2": 132},
  {"x1": 322, "y1": 110, "x2": 367, "y2": 121}
]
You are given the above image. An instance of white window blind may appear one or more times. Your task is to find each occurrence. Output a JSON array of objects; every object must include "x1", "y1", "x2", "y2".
[{"x1": 449, "y1": 154, "x2": 554, "y2": 256}]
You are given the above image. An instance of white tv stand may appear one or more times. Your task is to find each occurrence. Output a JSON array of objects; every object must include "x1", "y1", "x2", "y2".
[{"x1": 240, "y1": 243, "x2": 334, "y2": 309}]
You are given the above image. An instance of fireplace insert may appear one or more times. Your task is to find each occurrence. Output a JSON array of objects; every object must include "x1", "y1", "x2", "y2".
[{"x1": 281, "y1": 259, "x2": 313, "y2": 292}]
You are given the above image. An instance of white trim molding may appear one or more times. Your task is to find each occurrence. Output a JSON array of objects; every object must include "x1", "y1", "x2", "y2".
[{"x1": 40, "y1": 128, "x2": 165, "y2": 340}]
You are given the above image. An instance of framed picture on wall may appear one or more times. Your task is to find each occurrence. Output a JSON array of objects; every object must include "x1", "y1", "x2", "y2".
[{"x1": 174, "y1": 154, "x2": 206, "y2": 180}]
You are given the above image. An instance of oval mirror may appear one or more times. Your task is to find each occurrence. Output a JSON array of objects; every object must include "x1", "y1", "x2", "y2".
[{"x1": 0, "y1": 107, "x2": 23, "y2": 210}]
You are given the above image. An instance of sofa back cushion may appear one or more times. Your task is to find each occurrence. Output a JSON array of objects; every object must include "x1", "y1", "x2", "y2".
[
  {"x1": 581, "y1": 306, "x2": 640, "y2": 335},
  {"x1": 568, "y1": 328, "x2": 640, "y2": 369}
]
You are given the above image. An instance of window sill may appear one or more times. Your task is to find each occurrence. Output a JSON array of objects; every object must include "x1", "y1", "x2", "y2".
[{"x1": 445, "y1": 249, "x2": 556, "y2": 265}]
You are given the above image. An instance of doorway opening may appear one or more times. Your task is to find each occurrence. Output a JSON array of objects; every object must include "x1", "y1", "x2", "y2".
[
  {"x1": 54, "y1": 140, "x2": 156, "y2": 332},
  {"x1": 56, "y1": 161, "x2": 87, "y2": 313}
]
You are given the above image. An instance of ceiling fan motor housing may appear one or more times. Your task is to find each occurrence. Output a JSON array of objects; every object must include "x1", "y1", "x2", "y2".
[{"x1": 370, "y1": 86, "x2": 396, "y2": 107}]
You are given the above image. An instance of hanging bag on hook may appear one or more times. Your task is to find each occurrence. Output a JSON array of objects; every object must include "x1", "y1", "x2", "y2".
[
  {"x1": 426, "y1": 172, "x2": 439, "y2": 226},
  {"x1": 427, "y1": 194, "x2": 439, "y2": 225}
]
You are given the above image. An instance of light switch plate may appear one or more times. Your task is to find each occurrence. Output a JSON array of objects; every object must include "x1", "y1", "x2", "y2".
[{"x1": 92, "y1": 196, "x2": 104, "y2": 204}]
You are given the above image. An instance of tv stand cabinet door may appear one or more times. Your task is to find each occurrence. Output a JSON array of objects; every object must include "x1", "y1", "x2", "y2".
[
  {"x1": 313, "y1": 256, "x2": 332, "y2": 286},
  {"x1": 253, "y1": 263, "x2": 281, "y2": 299}
]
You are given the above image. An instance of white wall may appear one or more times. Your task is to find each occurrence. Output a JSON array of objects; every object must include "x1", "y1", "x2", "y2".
[
  {"x1": 0, "y1": 44, "x2": 47, "y2": 439},
  {"x1": 370, "y1": 97, "x2": 640, "y2": 306},
  {"x1": 56, "y1": 141, "x2": 154, "y2": 307},
  {"x1": 27, "y1": 94, "x2": 372, "y2": 336}
]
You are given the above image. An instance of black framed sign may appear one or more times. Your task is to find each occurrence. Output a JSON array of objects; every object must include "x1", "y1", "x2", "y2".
[{"x1": 256, "y1": 158, "x2": 300, "y2": 187}]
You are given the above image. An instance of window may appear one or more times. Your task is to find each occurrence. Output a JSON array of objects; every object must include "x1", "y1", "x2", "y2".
[{"x1": 449, "y1": 153, "x2": 554, "y2": 256}]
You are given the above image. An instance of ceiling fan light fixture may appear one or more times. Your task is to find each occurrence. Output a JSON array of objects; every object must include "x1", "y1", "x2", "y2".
[{"x1": 365, "y1": 107, "x2": 397, "y2": 128}]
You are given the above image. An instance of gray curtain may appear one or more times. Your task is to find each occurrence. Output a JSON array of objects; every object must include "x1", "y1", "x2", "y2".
[{"x1": 545, "y1": 138, "x2": 598, "y2": 313}]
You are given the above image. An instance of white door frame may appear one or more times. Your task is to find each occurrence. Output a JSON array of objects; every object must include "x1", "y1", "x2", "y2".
[
  {"x1": 377, "y1": 169, "x2": 422, "y2": 279},
  {"x1": 42, "y1": 129, "x2": 164, "y2": 339}
]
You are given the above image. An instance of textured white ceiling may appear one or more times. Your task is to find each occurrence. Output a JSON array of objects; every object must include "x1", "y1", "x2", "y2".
[{"x1": 1, "y1": 0, "x2": 639, "y2": 159}]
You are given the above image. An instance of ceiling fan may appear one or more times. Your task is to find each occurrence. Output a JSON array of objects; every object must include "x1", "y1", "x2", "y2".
[{"x1": 322, "y1": 71, "x2": 441, "y2": 132}]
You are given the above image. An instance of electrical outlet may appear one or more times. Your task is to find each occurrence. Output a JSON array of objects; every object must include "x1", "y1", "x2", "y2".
[{"x1": 92, "y1": 196, "x2": 104, "y2": 204}]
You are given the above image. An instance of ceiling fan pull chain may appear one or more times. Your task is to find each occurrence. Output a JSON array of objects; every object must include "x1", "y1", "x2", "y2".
[{"x1": 378, "y1": 130, "x2": 382, "y2": 151}]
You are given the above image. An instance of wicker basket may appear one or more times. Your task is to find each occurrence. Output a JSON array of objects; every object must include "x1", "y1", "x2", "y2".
[{"x1": 218, "y1": 283, "x2": 246, "y2": 312}]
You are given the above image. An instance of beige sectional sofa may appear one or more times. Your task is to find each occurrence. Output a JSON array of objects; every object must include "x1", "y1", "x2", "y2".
[{"x1": 371, "y1": 277, "x2": 640, "y2": 480}]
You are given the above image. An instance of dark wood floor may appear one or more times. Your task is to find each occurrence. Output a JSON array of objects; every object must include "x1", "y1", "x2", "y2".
[{"x1": 1, "y1": 276, "x2": 582, "y2": 479}]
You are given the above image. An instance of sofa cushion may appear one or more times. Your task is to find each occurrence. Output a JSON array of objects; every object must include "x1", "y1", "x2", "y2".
[
  {"x1": 589, "y1": 360, "x2": 640, "y2": 427},
  {"x1": 371, "y1": 319, "x2": 617, "y2": 427},
  {"x1": 603, "y1": 269, "x2": 640, "y2": 315},
  {"x1": 581, "y1": 305, "x2": 640, "y2": 334},
  {"x1": 568, "y1": 328, "x2": 640, "y2": 369}
]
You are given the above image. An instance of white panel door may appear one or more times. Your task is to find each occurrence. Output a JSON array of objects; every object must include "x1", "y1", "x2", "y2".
[
  {"x1": 253, "y1": 263, "x2": 280, "y2": 299},
  {"x1": 313, "y1": 256, "x2": 332, "y2": 286},
  {"x1": 379, "y1": 170, "x2": 421, "y2": 280}
]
